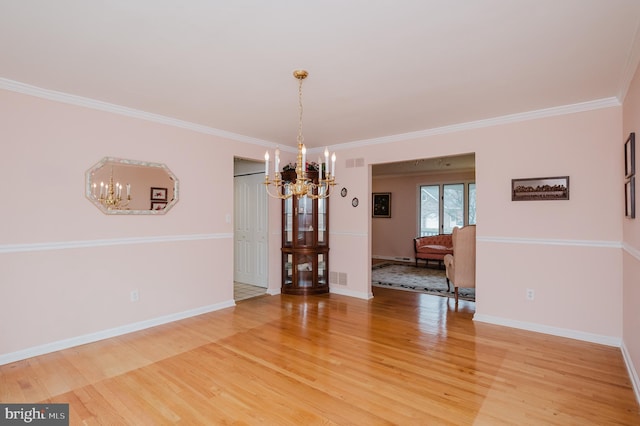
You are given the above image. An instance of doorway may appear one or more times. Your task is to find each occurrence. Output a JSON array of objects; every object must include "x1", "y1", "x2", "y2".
[
  {"x1": 370, "y1": 153, "x2": 476, "y2": 305},
  {"x1": 233, "y1": 158, "x2": 268, "y2": 293}
]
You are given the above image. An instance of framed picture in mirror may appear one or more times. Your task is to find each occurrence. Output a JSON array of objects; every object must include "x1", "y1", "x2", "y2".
[
  {"x1": 151, "y1": 187, "x2": 168, "y2": 201},
  {"x1": 151, "y1": 201, "x2": 167, "y2": 211}
]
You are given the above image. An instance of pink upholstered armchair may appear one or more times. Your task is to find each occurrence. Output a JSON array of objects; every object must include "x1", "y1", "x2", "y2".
[{"x1": 443, "y1": 225, "x2": 476, "y2": 303}]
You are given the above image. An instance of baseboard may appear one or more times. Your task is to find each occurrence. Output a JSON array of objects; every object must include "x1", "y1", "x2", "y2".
[
  {"x1": 372, "y1": 255, "x2": 415, "y2": 263},
  {"x1": 621, "y1": 341, "x2": 640, "y2": 405},
  {"x1": 473, "y1": 314, "x2": 621, "y2": 347},
  {"x1": 0, "y1": 300, "x2": 236, "y2": 366},
  {"x1": 266, "y1": 288, "x2": 281, "y2": 296},
  {"x1": 330, "y1": 287, "x2": 373, "y2": 300}
]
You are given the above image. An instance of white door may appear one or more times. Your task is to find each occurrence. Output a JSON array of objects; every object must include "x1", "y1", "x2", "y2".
[{"x1": 234, "y1": 173, "x2": 268, "y2": 287}]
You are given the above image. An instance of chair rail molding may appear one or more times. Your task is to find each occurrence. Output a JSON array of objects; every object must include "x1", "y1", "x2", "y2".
[
  {"x1": 0, "y1": 233, "x2": 233, "y2": 254},
  {"x1": 477, "y1": 236, "x2": 622, "y2": 249}
]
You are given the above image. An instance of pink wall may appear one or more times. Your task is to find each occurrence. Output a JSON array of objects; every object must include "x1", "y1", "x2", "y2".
[
  {"x1": 622, "y1": 61, "x2": 640, "y2": 399},
  {"x1": 330, "y1": 106, "x2": 623, "y2": 344},
  {"x1": 0, "y1": 75, "x2": 635, "y2": 403},
  {"x1": 0, "y1": 89, "x2": 268, "y2": 358}
]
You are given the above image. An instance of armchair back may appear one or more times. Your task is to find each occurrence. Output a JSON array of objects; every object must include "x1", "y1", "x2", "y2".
[{"x1": 445, "y1": 225, "x2": 476, "y2": 290}]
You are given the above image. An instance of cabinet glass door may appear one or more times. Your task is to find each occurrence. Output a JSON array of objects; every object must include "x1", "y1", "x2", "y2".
[
  {"x1": 297, "y1": 253, "x2": 315, "y2": 287},
  {"x1": 318, "y1": 197, "x2": 326, "y2": 245},
  {"x1": 283, "y1": 253, "x2": 293, "y2": 287},
  {"x1": 317, "y1": 253, "x2": 327, "y2": 286},
  {"x1": 283, "y1": 195, "x2": 293, "y2": 246},
  {"x1": 297, "y1": 197, "x2": 314, "y2": 246}
]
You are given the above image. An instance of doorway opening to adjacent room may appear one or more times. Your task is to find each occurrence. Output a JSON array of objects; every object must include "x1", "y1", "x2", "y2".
[
  {"x1": 233, "y1": 157, "x2": 269, "y2": 301},
  {"x1": 370, "y1": 153, "x2": 476, "y2": 305}
]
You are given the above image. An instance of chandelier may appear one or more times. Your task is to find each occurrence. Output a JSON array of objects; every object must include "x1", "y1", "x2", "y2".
[
  {"x1": 264, "y1": 70, "x2": 336, "y2": 199},
  {"x1": 92, "y1": 168, "x2": 131, "y2": 210}
]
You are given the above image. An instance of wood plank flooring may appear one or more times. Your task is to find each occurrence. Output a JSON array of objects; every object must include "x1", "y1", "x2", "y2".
[{"x1": 1, "y1": 288, "x2": 638, "y2": 425}]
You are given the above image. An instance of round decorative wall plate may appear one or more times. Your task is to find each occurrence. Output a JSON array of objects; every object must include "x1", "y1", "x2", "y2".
[
  {"x1": 341, "y1": 187, "x2": 348, "y2": 197},
  {"x1": 352, "y1": 197, "x2": 359, "y2": 207}
]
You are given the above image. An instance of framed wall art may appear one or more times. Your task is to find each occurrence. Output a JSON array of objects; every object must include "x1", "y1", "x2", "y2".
[
  {"x1": 511, "y1": 176, "x2": 569, "y2": 201},
  {"x1": 151, "y1": 201, "x2": 167, "y2": 211},
  {"x1": 625, "y1": 176, "x2": 635, "y2": 219},
  {"x1": 372, "y1": 192, "x2": 391, "y2": 218},
  {"x1": 151, "y1": 187, "x2": 168, "y2": 201},
  {"x1": 625, "y1": 132, "x2": 635, "y2": 179}
]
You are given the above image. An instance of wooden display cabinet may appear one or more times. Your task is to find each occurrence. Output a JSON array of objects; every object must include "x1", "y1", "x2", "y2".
[{"x1": 281, "y1": 186, "x2": 329, "y2": 295}]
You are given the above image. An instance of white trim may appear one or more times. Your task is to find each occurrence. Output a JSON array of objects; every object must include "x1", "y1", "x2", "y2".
[
  {"x1": 0, "y1": 78, "x2": 619, "y2": 152},
  {"x1": 0, "y1": 233, "x2": 233, "y2": 254},
  {"x1": 618, "y1": 16, "x2": 640, "y2": 102},
  {"x1": 330, "y1": 231, "x2": 368, "y2": 238},
  {"x1": 477, "y1": 236, "x2": 622, "y2": 249},
  {"x1": 3, "y1": 234, "x2": 619, "y2": 255},
  {"x1": 0, "y1": 78, "x2": 278, "y2": 149},
  {"x1": 473, "y1": 314, "x2": 621, "y2": 347},
  {"x1": 372, "y1": 255, "x2": 415, "y2": 263},
  {"x1": 623, "y1": 242, "x2": 640, "y2": 261},
  {"x1": 621, "y1": 341, "x2": 640, "y2": 405},
  {"x1": 330, "y1": 287, "x2": 373, "y2": 300},
  {"x1": 0, "y1": 300, "x2": 236, "y2": 366},
  {"x1": 334, "y1": 98, "x2": 620, "y2": 150}
]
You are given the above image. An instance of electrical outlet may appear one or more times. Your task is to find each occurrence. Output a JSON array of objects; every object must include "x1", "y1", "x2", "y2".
[
  {"x1": 526, "y1": 288, "x2": 534, "y2": 301},
  {"x1": 130, "y1": 289, "x2": 139, "y2": 302}
]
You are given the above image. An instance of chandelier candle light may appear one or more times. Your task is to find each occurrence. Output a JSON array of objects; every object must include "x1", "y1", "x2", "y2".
[
  {"x1": 264, "y1": 70, "x2": 336, "y2": 200},
  {"x1": 92, "y1": 168, "x2": 131, "y2": 210}
]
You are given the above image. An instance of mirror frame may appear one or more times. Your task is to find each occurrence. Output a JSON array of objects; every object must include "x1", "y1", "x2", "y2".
[{"x1": 85, "y1": 157, "x2": 179, "y2": 215}]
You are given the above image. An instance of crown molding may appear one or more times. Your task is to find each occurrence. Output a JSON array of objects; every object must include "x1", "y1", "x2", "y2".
[
  {"x1": 618, "y1": 17, "x2": 640, "y2": 102},
  {"x1": 0, "y1": 78, "x2": 278, "y2": 148},
  {"x1": 336, "y1": 97, "x2": 621, "y2": 151},
  {"x1": 0, "y1": 77, "x2": 621, "y2": 152}
]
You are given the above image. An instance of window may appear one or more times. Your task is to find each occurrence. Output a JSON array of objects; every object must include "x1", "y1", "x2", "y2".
[
  {"x1": 443, "y1": 183, "x2": 464, "y2": 234},
  {"x1": 468, "y1": 183, "x2": 476, "y2": 225},
  {"x1": 419, "y1": 182, "x2": 475, "y2": 236},
  {"x1": 419, "y1": 185, "x2": 439, "y2": 236}
]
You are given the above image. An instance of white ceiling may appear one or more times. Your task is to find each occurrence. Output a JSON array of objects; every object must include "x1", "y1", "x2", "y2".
[
  {"x1": 2, "y1": 1, "x2": 640, "y2": 150},
  {"x1": 372, "y1": 153, "x2": 476, "y2": 176}
]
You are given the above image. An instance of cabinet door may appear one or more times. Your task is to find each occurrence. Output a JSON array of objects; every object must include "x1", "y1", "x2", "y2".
[
  {"x1": 317, "y1": 197, "x2": 327, "y2": 246},
  {"x1": 283, "y1": 252, "x2": 293, "y2": 287},
  {"x1": 295, "y1": 253, "x2": 316, "y2": 288},
  {"x1": 317, "y1": 252, "x2": 328, "y2": 286},
  {"x1": 282, "y1": 251, "x2": 316, "y2": 290},
  {"x1": 283, "y1": 195, "x2": 293, "y2": 247},
  {"x1": 296, "y1": 197, "x2": 315, "y2": 246}
]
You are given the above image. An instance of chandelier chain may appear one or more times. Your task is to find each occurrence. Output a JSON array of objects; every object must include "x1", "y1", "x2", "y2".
[
  {"x1": 263, "y1": 69, "x2": 336, "y2": 200},
  {"x1": 298, "y1": 76, "x2": 304, "y2": 146}
]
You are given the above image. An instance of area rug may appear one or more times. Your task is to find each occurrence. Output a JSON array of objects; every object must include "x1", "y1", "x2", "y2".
[{"x1": 371, "y1": 263, "x2": 475, "y2": 301}]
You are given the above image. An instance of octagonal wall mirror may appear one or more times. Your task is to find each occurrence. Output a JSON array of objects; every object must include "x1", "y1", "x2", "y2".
[{"x1": 85, "y1": 157, "x2": 179, "y2": 215}]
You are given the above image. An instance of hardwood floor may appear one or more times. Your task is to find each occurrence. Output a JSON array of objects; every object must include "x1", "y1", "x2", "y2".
[{"x1": 1, "y1": 288, "x2": 638, "y2": 425}]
